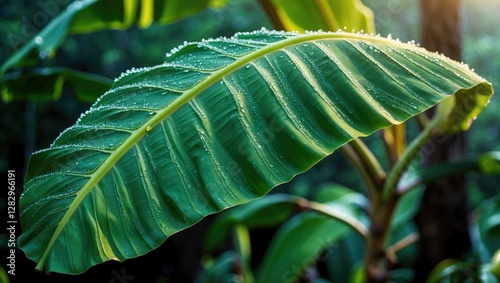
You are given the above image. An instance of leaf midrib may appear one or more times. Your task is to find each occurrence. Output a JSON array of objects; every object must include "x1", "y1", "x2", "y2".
[{"x1": 35, "y1": 31, "x2": 444, "y2": 271}]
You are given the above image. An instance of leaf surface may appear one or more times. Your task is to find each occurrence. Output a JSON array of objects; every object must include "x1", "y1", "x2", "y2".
[
  {"x1": 256, "y1": 212, "x2": 351, "y2": 283},
  {"x1": 474, "y1": 196, "x2": 500, "y2": 261},
  {"x1": 325, "y1": 232, "x2": 365, "y2": 283},
  {"x1": 255, "y1": 186, "x2": 368, "y2": 283},
  {"x1": 19, "y1": 29, "x2": 493, "y2": 274}
]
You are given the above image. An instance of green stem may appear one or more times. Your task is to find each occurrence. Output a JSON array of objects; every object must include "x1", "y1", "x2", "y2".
[
  {"x1": 383, "y1": 96, "x2": 455, "y2": 200},
  {"x1": 365, "y1": 98, "x2": 455, "y2": 281},
  {"x1": 340, "y1": 143, "x2": 380, "y2": 203},
  {"x1": 233, "y1": 224, "x2": 255, "y2": 283},
  {"x1": 350, "y1": 138, "x2": 387, "y2": 188},
  {"x1": 382, "y1": 118, "x2": 438, "y2": 200},
  {"x1": 416, "y1": 112, "x2": 431, "y2": 129}
]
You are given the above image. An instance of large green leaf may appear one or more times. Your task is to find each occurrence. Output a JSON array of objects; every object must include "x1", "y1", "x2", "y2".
[
  {"x1": 1, "y1": 0, "x2": 225, "y2": 74},
  {"x1": 19, "y1": 29, "x2": 493, "y2": 274}
]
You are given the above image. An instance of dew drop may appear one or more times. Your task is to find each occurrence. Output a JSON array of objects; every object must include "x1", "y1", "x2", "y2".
[
  {"x1": 146, "y1": 125, "x2": 152, "y2": 132},
  {"x1": 73, "y1": 1, "x2": 83, "y2": 10},
  {"x1": 38, "y1": 50, "x2": 47, "y2": 59},
  {"x1": 67, "y1": 0, "x2": 83, "y2": 11},
  {"x1": 34, "y1": 36, "x2": 44, "y2": 45}
]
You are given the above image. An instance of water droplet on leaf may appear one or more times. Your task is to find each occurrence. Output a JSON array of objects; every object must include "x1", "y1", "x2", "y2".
[{"x1": 34, "y1": 36, "x2": 44, "y2": 45}]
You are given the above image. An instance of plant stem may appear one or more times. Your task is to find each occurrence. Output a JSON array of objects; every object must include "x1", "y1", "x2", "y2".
[
  {"x1": 382, "y1": 125, "x2": 406, "y2": 169},
  {"x1": 382, "y1": 118, "x2": 439, "y2": 200},
  {"x1": 386, "y1": 232, "x2": 420, "y2": 265},
  {"x1": 300, "y1": 199, "x2": 369, "y2": 240},
  {"x1": 364, "y1": 195, "x2": 398, "y2": 283},
  {"x1": 350, "y1": 138, "x2": 387, "y2": 188},
  {"x1": 365, "y1": 98, "x2": 456, "y2": 282},
  {"x1": 233, "y1": 224, "x2": 255, "y2": 283},
  {"x1": 340, "y1": 143, "x2": 381, "y2": 204},
  {"x1": 416, "y1": 112, "x2": 431, "y2": 129}
]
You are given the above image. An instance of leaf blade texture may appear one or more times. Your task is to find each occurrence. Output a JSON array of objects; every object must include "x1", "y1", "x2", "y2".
[{"x1": 19, "y1": 29, "x2": 493, "y2": 274}]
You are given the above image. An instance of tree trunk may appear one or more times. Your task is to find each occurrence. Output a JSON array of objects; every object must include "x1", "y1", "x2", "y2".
[{"x1": 414, "y1": 0, "x2": 471, "y2": 281}]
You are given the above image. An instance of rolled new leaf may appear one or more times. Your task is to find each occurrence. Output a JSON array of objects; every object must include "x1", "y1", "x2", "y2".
[{"x1": 19, "y1": 29, "x2": 493, "y2": 274}]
